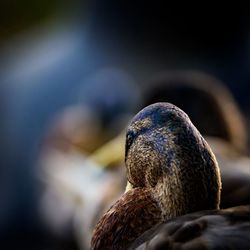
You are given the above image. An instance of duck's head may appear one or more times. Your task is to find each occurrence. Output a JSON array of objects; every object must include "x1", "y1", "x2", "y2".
[
  {"x1": 91, "y1": 102, "x2": 221, "y2": 249},
  {"x1": 125, "y1": 102, "x2": 221, "y2": 216}
]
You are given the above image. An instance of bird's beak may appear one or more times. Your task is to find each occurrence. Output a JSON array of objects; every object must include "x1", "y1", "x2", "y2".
[{"x1": 125, "y1": 181, "x2": 134, "y2": 193}]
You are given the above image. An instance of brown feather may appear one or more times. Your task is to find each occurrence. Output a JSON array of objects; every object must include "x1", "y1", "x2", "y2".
[{"x1": 90, "y1": 188, "x2": 162, "y2": 250}]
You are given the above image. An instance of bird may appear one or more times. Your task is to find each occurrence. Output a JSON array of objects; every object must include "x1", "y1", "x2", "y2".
[
  {"x1": 142, "y1": 71, "x2": 250, "y2": 209},
  {"x1": 89, "y1": 71, "x2": 250, "y2": 211},
  {"x1": 208, "y1": 137, "x2": 250, "y2": 209},
  {"x1": 90, "y1": 102, "x2": 222, "y2": 249},
  {"x1": 38, "y1": 104, "x2": 127, "y2": 249}
]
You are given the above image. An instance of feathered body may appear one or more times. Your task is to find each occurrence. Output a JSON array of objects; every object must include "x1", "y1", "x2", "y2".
[{"x1": 91, "y1": 103, "x2": 221, "y2": 249}]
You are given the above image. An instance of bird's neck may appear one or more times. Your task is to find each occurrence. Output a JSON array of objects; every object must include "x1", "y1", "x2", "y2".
[
  {"x1": 153, "y1": 172, "x2": 189, "y2": 220},
  {"x1": 154, "y1": 159, "x2": 221, "y2": 220}
]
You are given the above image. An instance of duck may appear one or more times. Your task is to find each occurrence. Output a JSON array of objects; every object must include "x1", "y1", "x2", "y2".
[
  {"x1": 142, "y1": 71, "x2": 250, "y2": 208},
  {"x1": 90, "y1": 71, "x2": 250, "y2": 211},
  {"x1": 38, "y1": 104, "x2": 127, "y2": 249},
  {"x1": 90, "y1": 102, "x2": 223, "y2": 249}
]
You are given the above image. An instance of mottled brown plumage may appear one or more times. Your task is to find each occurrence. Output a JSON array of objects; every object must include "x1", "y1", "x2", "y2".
[
  {"x1": 90, "y1": 103, "x2": 221, "y2": 249},
  {"x1": 91, "y1": 188, "x2": 162, "y2": 250}
]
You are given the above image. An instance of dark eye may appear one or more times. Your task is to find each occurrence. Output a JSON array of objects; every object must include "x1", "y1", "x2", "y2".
[
  {"x1": 125, "y1": 130, "x2": 136, "y2": 160},
  {"x1": 127, "y1": 132, "x2": 134, "y2": 146}
]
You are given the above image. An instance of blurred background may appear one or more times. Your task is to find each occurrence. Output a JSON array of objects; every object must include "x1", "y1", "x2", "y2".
[{"x1": 0, "y1": 1, "x2": 250, "y2": 249}]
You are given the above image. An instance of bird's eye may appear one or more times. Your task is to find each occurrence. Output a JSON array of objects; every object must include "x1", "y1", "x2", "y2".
[
  {"x1": 126, "y1": 131, "x2": 135, "y2": 147},
  {"x1": 127, "y1": 133, "x2": 133, "y2": 144},
  {"x1": 125, "y1": 130, "x2": 136, "y2": 159}
]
